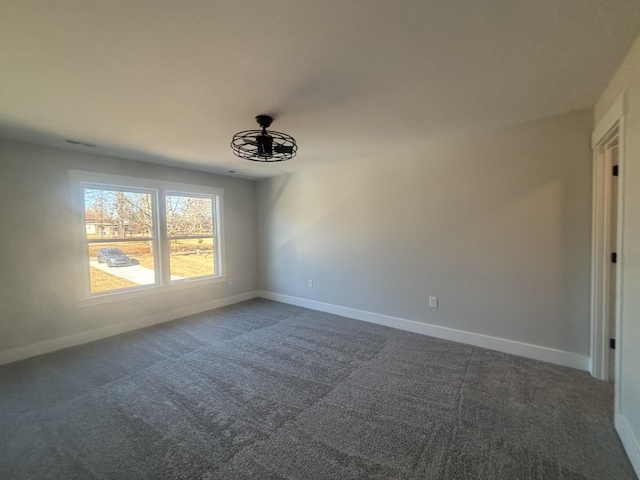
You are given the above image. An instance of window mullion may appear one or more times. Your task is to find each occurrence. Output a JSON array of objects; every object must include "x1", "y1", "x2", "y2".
[
  {"x1": 213, "y1": 196, "x2": 222, "y2": 276},
  {"x1": 156, "y1": 188, "x2": 171, "y2": 285}
]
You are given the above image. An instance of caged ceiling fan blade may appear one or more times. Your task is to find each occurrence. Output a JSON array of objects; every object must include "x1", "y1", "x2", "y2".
[{"x1": 273, "y1": 144, "x2": 294, "y2": 154}]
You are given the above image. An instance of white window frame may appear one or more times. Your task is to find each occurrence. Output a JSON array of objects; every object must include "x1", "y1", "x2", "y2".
[{"x1": 70, "y1": 170, "x2": 225, "y2": 307}]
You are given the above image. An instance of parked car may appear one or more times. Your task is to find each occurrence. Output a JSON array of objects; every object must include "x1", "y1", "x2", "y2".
[{"x1": 97, "y1": 248, "x2": 131, "y2": 267}]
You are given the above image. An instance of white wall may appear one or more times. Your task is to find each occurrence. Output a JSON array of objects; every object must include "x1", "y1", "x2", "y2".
[
  {"x1": 0, "y1": 140, "x2": 258, "y2": 361},
  {"x1": 257, "y1": 109, "x2": 593, "y2": 364},
  {"x1": 595, "y1": 33, "x2": 640, "y2": 475}
]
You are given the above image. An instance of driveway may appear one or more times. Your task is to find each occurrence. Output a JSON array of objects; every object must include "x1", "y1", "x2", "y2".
[{"x1": 90, "y1": 261, "x2": 183, "y2": 284}]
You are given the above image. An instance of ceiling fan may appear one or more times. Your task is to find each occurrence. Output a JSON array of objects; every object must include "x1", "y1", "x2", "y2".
[{"x1": 231, "y1": 115, "x2": 297, "y2": 162}]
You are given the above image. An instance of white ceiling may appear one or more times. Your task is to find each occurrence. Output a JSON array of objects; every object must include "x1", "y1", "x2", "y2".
[{"x1": 1, "y1": 0, "x2": 639, "y2": 179}]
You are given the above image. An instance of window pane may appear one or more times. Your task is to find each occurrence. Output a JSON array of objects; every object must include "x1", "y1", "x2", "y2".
[
  {"x1": 84, "y1": 188, "x2": 153, "y2": 240},
  {"x1": 88, "y1": 241, "x2": 156, "y2": 293},
  {"x1": 170, "y1": 238, "x2": 214, "y2": 280},
  {"x1": 166, "y1": 195, "x2": 213, "y2": 237}
]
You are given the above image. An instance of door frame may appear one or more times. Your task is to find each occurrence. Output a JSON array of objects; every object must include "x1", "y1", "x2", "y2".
[{"x1": 590, "y1": 92, "x2": 626, "y2": 395}]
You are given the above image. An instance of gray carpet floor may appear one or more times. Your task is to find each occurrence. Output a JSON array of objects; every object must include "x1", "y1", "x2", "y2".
[{"x1": 0, "y1": 299, "x2": 636, "y2": 479}]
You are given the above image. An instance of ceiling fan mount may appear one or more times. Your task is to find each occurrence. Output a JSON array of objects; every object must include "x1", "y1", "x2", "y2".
[{"x1": 255, "y1": 115, "x2": 273, "y2": 129}]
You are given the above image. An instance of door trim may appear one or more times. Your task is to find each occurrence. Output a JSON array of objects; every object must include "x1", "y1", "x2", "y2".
[{"x1": 590, "y1": 92, "x2": 625, "y2": 398}]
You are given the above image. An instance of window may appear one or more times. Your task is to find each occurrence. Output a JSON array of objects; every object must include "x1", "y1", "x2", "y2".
[
  {"x1": 166, "y1": 194, "x2": 216, "y2": 280},
  {"x1": 84, "y1": 187, "x2": 156, "y2": 293},
  {"x1": 72, "y1": 171, "x2": 224, "y2": 301}
]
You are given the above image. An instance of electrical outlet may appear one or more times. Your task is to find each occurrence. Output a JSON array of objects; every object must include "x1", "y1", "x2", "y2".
[
  {"x1": 228, "y1": 277, "x2": 234, "y2": 285},
  {"x1": 308, "y1": 279, "x2": 313, "y2": 288},
  {"x1": 429, "y1": 296, "x2": 438, "y2": 308}
]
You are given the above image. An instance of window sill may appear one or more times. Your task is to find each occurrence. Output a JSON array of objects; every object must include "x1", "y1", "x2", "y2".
[{"x1": 78, "y1": 276, "x2": 228, "y2": 308}]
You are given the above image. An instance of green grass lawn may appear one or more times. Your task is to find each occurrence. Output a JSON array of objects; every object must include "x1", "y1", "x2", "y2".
[
  {"x1": 136, "y1": 253, "x2": 213, "y2": 278},
  {"x1": 89, "y1": 266, "x2": 138, "y2": 293}
]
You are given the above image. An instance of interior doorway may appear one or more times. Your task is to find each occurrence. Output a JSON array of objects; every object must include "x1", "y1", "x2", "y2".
[{"x1": 591, "y1": 103, "x2": 624, "y2": 384}]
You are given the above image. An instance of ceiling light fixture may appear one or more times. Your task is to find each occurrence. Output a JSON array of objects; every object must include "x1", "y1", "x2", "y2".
[{"x1": 231, "y1": 115, "x2": 297, "y2": 162}]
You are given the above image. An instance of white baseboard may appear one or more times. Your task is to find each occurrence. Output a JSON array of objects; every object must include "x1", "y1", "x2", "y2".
[
  {"x1": 258, "y1": 291, "x2": 590, "y2": 371},
  {"x1": 0, "y1": 290, "x2": 259, "y2": 367},
  {"x1": 2, "y1": 289, "x2": 590, "y2": 373},
  {"x1": 616, "y1": 414, "x2": 640, "y2": 477}
]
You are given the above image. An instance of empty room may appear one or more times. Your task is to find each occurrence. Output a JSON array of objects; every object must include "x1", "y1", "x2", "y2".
[{"x1": 1, "y1": 1, "x2": 640, "y2": 479}]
